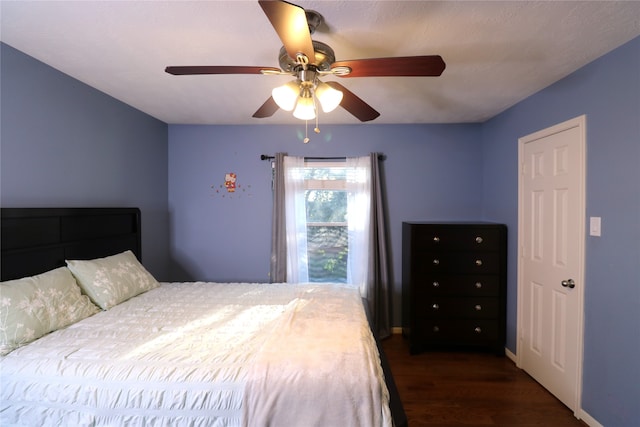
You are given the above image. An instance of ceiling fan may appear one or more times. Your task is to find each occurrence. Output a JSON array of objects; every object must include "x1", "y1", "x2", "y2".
[{"x1": 165, "y1": 0, "x2": 446, "y2": 124}]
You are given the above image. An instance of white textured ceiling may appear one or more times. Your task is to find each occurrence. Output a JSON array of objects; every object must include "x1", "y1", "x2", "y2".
[{"x1": 1, "y1": 1, "x2": 639, "y2": 125}]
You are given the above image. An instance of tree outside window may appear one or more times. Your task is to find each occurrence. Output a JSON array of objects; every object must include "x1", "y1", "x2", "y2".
[{"x1": 303, "y1": 165, "x2": 348, "y2": 283}]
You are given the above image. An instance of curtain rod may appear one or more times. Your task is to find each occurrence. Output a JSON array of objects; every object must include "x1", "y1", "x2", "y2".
[{"x1": 260, "y1": 154, "x2": 385, "y2": 161}]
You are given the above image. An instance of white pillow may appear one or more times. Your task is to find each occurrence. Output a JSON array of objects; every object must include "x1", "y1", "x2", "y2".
[
  {"x1": 0, "y1": 267, "x2": 100, "y2": 355},
  {"x1": 66, "y1": 250, "x2": 159, "y2": 310}
]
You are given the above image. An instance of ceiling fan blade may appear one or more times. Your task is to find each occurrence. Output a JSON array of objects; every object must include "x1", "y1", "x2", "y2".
[
  {"x1": 331, "y1": 55, "x2": 446, "y2": 78},
  {"x1": 259, "y1": 0, "x2": 315, "y2": 62},
  {"x1": 326, "y1": 81, "x2": 380, "y2": 122},
  {"x1": 165, "y1": 66, "x2": 280, "y2": 75},
  {"x1": 253, "y1": 96, "x2": 280, "y2": 118}
]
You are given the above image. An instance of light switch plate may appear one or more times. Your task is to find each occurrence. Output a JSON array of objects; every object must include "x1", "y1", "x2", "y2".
[{"x1": 590, "y1": 217, "x2": 601, "y2": 236}]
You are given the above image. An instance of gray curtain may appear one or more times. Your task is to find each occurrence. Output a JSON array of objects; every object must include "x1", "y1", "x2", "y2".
[
  {"x1": 269, "y1": 153, "x2": 287, "y2": 283},
  {"x1": 366, "y1": 152, "x2": 392, "y2": 338}
]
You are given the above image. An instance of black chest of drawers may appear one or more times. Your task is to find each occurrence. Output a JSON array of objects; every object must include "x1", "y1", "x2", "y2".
[{"x1": 402, "y1": 222, "x2": 507, "y2": 354}]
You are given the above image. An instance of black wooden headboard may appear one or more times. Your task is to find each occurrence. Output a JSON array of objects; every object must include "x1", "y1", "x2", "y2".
[{"x1": 1, "y1": 208, "x2": 141, "y2": 281}]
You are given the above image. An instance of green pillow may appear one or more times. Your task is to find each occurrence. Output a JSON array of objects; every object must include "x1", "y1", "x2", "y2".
[
  {"x1": 66, "y1": 250, "x2": 159, "y2": 310},
  {"x1": 0, "y1": 267, "x2": 99, "y2": 355}
]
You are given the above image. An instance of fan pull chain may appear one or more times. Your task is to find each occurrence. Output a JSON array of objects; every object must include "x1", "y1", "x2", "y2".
[
  {"x1": 303, "y1": 92, "x2": 320, "y2": 144},
  {"x1": 313, "y1": 90, "x2": 320, "y2": 134},
  {"x1": 304, "y1": 121, "x2": 310, "y2": 143}
]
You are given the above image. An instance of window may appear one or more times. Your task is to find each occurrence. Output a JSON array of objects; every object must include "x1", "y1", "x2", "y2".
[
  {"x1": 284, "y1": 157, "x2": 371, "y2": 287},
  {"x1": 303, "y1": 164, "x2": 348, "y2": 282},
  {"x1": 272, "y1": 153, "x2": 392, "y2": 337}
]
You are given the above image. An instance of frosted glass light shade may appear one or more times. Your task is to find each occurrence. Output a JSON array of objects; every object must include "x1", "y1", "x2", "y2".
[
  {"x1": 315, "y1": 82, "x2": 343, "y2": 113},
  {"x1": 293, "y1": 96, "x2": 316, "y2": 120},
  {"x1": 272, "y1": 81, "x2": 299, "y2": 111}
]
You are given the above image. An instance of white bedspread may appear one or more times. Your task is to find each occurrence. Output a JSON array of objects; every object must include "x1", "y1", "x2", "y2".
[{"x1": 0, "y1": 282, "x2": 391, "y2": 427}]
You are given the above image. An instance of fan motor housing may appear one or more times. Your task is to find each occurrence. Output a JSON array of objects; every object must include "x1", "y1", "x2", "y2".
[{"x1": 278, "y1": 40, "x2": 336, "y2": 72}]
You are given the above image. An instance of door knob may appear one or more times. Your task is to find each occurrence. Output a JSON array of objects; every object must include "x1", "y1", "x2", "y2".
[{"x1": 561, "y1": 279, "x2": 576, "y2": 289}]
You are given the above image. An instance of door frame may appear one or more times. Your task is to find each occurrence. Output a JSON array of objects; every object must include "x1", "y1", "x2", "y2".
[{"x1": 516, "y1": 114, "x2": 587, "y2": 415}]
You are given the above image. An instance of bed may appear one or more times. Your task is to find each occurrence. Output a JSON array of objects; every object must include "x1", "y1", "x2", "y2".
[{"x1": 0, "y1": 208, "x2": 406, "y2": 427}]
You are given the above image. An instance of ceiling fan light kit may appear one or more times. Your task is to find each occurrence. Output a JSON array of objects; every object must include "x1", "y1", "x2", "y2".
[
  {"x1": 272, "y1": 81, "x2": 299, "y2": 111},
  {"x1": 165, "y1": 0, "x2": 446, "y2": 141},
  {"x1": 272, "y1": 70, "x2": 344, "y2": 119},
  {"x1": 292, "y1": 93, "x2": 315, "y2": 121},
  {"x1": 315, "y1": 82, "x2": 343, "y2": 113}
]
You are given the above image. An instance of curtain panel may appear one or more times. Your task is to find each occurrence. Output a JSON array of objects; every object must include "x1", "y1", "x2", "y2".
[
  {"x1": 284, "y1": 156, "x2": 309, "y2": 283},
  {"x1": 366, "y1": 152, "x2": 392, "y2": 338},
  {"x1": 345, "y1": 156, "x2": 371, "y2": 295},
  {"x1": 269, "y1": 153, "x2": 287, "y2": 283}
]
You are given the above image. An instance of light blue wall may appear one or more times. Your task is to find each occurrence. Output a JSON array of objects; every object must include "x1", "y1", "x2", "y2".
[
  {"x1": 0, "y1": 43, "x2": 170, "y2": 278},
  {"x1": 482, "y1": 36, "x2": 640, "y2": 427},
  {"x1": 168, "y1": 123, "x2": 484, "y2": 323}
]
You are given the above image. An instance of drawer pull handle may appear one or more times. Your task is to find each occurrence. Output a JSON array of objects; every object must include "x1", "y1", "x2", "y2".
[
  {"x1": 433, "y1": 259, "x2": 440, "y2": 265},
  {"x1": 476, "y1": 236, "x2": 483, "y2": 244},
  {"x1": 474, "y1": 327, "x2": 482, "y2": 334},
  {"x1": 475, "y1": 259, "x2": 483, "y2": 266},
  {"x1": 432, "y1": 281, "x2": 440, "y2": 288},
  {"x1": 475, "y1": 304, "x2": 482, "y2": 311},
  {"x1": 475, "y1": 282, "x2": 482, "y2": 289},
  {"x1": 433, "y1": 236, "x2": 440, "y2": 243},
  {"x1": 432, "y1": 303, "x2": 439, "y2": 310},
  {"x1": 433, "y1": 326, "x2": 440, "y2": 332}
]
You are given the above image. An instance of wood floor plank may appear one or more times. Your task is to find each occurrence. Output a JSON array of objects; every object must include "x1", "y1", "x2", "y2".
[{"x1": 381, "y1": 334, "x2": 587, "y2": 426}]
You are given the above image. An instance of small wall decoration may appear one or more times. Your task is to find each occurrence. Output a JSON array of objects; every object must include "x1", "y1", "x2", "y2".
[
  {"x1": 211, "y1": 172, "x2": 252, "y2": 199},
  {"x1": 224, "y1": 173, "x2": 237, "y2": 192}
]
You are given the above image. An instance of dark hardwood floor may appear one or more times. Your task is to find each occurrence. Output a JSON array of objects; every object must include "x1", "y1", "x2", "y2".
[{"x1": 381, "y1": 334, "x2": 587, "y2": 427}]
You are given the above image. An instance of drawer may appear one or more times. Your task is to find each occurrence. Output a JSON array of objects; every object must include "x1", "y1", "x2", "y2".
[
  {"x1": 412, "y1": 227, "x2": 502, "y2": 251},
  {"x1": 415, "y1": 275, "x2": 500, "y2": 297},
  {"x1": 417, "y1": 297, "x2": 499, "y2": 319},
  {"x1": 416, "y1": 252, "x2": 500, "y2": 274},
  {"x1": 414, "y1": 319, "x2": 499, "y2": 343}
]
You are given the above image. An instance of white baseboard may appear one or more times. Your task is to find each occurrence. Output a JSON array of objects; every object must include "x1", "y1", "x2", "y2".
[
  {"x1": 576, "y1": 409, "x2": 603, "y2": 427},
  {"x1": 505, "y1": 347, "x2": 517, "y2": 363},
  {"x1": 391, "y1": 327, "x2": 403, "y2": 335}
]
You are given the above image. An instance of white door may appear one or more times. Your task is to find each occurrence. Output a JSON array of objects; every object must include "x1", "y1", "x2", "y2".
[{"x1": 517, "y1": 115, "x2": 586, "y2": 414}]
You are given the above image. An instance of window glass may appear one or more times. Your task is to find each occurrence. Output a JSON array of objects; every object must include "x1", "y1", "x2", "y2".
[{"x1": 303, "y1": 164, "x2": 348, "y2": 283}]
